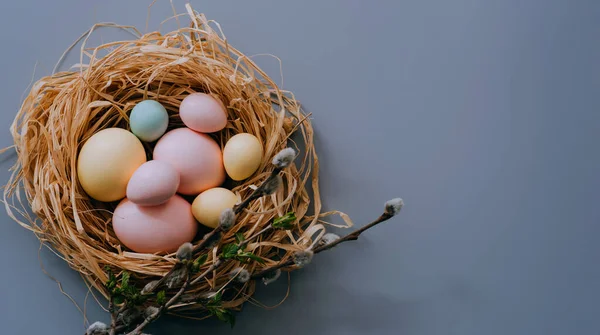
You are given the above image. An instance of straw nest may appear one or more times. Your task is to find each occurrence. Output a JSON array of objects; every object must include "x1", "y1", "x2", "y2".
[{"x1": 4, "y1": 7, "x2": 351, "y2": 315}]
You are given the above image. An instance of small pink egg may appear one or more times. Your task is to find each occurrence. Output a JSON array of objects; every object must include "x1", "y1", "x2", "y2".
[
  {"x1": 126, "y1": 160, "x2": 180, "y2": 206},
  {"x1": 113, "y1": 195, "x2": 197, "y2": 253},
  {"x1": 179, "y1": 93, "x2": 228, "y2": 133},
  {"x1": 153, "y1": 128, "x2": 225, "y2": 195}
]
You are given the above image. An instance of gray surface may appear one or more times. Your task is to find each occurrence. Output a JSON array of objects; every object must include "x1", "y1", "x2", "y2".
[{"x1": 1, "y1": 0, "x2": 599, "y2": 334}]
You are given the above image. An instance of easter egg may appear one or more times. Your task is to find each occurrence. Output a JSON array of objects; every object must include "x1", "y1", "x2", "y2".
[
  {"x1": 191, "y1": 187, "x2": 239, "y2": 228},
  {"x1": 126, "y1": 160, "x2": 180, "y2": 206},
  {"x1": 113, "y1": 195, "x2": 197, "y2": 253},
  {"x1": 77, "y1": 128, "x2": 146, "y2": 202},
  {"x1": 223, "y1": 133, "x2": 263, "y2": 181},
  {"x1": 153, "y1": 128, "x2": 225, "y2": 195},
  {"x1": 130, "y1": 100, "x2": 169, "y2": 142},
  {"x1": 179, "y1": 93, "x2": 227, "y2": 133}
]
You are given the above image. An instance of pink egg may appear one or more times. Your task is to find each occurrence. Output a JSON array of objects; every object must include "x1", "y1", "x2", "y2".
[
  {"x1": 179, "y1": 93, "x2": 228, "y2": 133},
  {"x1": 153, "y1": 128, "x2": 225, "y2": 195},
  {"x1": 113, "y1": 195, "x2": 197, "y2": 253},
  {"x1": 126, "y1": 160, "x2": 180, "y2": 206}
]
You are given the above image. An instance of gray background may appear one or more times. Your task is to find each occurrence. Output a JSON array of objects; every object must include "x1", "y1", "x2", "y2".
[{"x1": 1, "y1": 0, "x2": 599, "y2": 334}]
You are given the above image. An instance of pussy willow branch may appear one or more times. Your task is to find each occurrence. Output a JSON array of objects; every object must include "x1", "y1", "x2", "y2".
[
  {"x1": 314, "y1": 213, "x2": 392, "y2": 253},
  {"x1": 119, "y1": 167, "x2": 288, "y2": 333},
  {"x1": 233, "y1": 167, "x2": 281, "y2": 215},
  {"x1": 107, "y1": 292, "x2": 130, "y2": 335},
  {"x1": 191, "y1": 227, "x2": 222, "y2": 254},
  {"x1": 189, "y1": 207, "x2": 280, "y2": 287},
  {"x1": 108, "y1": 298, "x2": 116, "y2": 335},
  {"x1": 179, "y1": 224, "x2": 271, "y2": 304},
  {"x1": 171, "y1": 259, "x2": 224, "y2": 307},
  {"x1": 141, "y1": 263, "x2": 182, "y2": 295},
  {"x1": 126, "y1": 265, "x2": 192, "y2": 335},
  {"x1": 179, "y1": 211, "x2": 392, "y2": 311},
  {"x1": 94, "y1": 148, "x2": 297, "y2": 334},
  {"x1": 188, "y1": 222, "x2": 275, "y2": 288},
  {"x1": 191, "y1": 167, "x2": 281, "y2": 255},
  {"x1": 251, "y1": 212, "x2": 394, "y2": 280},
  {"x1": 190, "y1": 258, "x2": 222, "y2": 285}
]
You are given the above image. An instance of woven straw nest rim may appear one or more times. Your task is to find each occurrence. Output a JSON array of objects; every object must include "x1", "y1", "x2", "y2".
[{"x1": 3, "y1": 5, "x2": 352, "y2": 313}]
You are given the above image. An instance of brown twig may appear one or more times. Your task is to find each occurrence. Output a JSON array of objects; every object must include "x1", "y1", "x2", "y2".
[
  {"x1": 252, "y1": 212, "x2": 394, "y2": 279},
  {"x1": 314, "y1": 213, "x2": 391, "y2": 253},
  {"x1": 109, "y1": 294, "x2": 142, "y2": 334},
  {"x1": 233, "y1": 168, "x2": 281, "y2": 215},
  {"x1": 108, "y1": 298, "x2": 116, "y2": 335},
  {"x1": 190, "y1": 168, "x2": 282, "y2": 273},
  {"x1": 127, "y1": 266, "x2": 192, "y2": 335},
  {"x1": 191, "y1": 169, "x2": 281, "y2": 256},
  {"x1": 117, "y1": 302, "x2": 128, "y2": 314},
  {"x1": 190, "y1": 258, "x2": 222, "y2": 285},
  {"x1": 109, "y1": 150, "x2": 296, "y2": 333},
  {"x1": 250, "y1": 259, "x2": 293, "y2": 280},
  {"x1": 179, "y1": 224, "x2": 274, "y2": 305},
  {"x1": 192, "y1": 227, "x2": 223, "y2": 254},
  {"x1": 190, "y1": 217, "x2": 277, "y2": 287},
  {"x1": 141, "y1": 264, "x2": 181, "y2": 294}
]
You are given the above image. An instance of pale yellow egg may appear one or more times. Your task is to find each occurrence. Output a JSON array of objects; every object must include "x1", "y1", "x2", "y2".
[
  {"x1": 77, "y1": 128, "x2": 147, "y2": 202},
  {"x1": 192, "y1": 187, "x2": 239, "y2": 228},
  {"x1": 223, "y1": 133, "x2": 263, "y2": 181}
]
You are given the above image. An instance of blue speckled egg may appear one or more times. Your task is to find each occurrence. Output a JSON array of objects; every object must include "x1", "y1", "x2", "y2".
[{"x1": 130, "y1": 100, "x2": 169, "y2": 142}]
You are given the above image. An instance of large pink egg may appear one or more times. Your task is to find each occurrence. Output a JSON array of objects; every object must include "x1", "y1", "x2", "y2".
[
  {"x1": 153, "y1": 128, "x2": 225, "y2": 195},
  {"x1": 113, "y1": 195, "x2": 197, "y2": 253},
  {"x1": 179, "y1": 93, "x2": 228, "y2": 133},
  {"x1": 126, "y1": 160, "x2": 180, "y2": 206}
]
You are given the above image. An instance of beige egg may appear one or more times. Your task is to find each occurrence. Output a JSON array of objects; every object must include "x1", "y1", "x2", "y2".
[
  {"x1": 192, "y1": 187, "x2": 239, "y2": 228},
  {"x1": 223, "y1": 133, "x2": 263, "y2": 181},
  {"x1": 77, "y1": 128, "x2": 147, "y2": 202}
]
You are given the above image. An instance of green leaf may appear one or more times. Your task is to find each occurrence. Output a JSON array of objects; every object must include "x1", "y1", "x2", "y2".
[
  {"x1": 123, "y1": 285, "x2": 134, "y2": 298},
  {"x1": 206, "y1": 291, "x2": 223, "y2": 307},
  {"x1": 211, "y1": 307, "x2": 235, "y2": 328},
  {"x1": 120, "y1": 271, "x2": 130, "y2": 289},
  {"x1": 106, "y1": 279, "x2": 116, "y2": 292},
  {"x1": 272, "y1": 212, "x2": 296, "y2": 230},
  {"x1": 226, "y1": 311, "x2": 236, "y2": 328},
  {"x1": 218, "y1": 309, "x2": 236, "y2": 328},
  {"x1": 195, "y1": 254, "x2": 208, "y2": 267},
  {"x1": 214, "y1": 309, "x2": 225, "y2": 319},
  {"x1": 113, "y1": 294, "x2": 125, "y2": 305},
  {"x1": 112, "y1": 287, "x2": 123, "y2": 297},
  {"x1": 105, "y1": 267, "x2": 117, "y2": 291},
  {"x1": 219, "y1": 244, "x2": 239, "y2": 259},
  {"x1": 156, "y1": 290, "x2": 166, "y2": 305},
  {"x1": 128, "y1": 293, "x2": 139, "y2": 304},
  {"x1": 191, "y1": 254, "x2": 208, "y2": 274},
  {"x1": 122, "y1": 284, "x2": 145, "y2": 305},
  {"x1": 206, "y1": 293, "x2": 235, "y2": 327},
  {"x1": 237, "y1": 252, "x2": 265, "y2": 264},
  {"x1": 235, "y1": 232, "x2": 245, "y2": 244}
]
